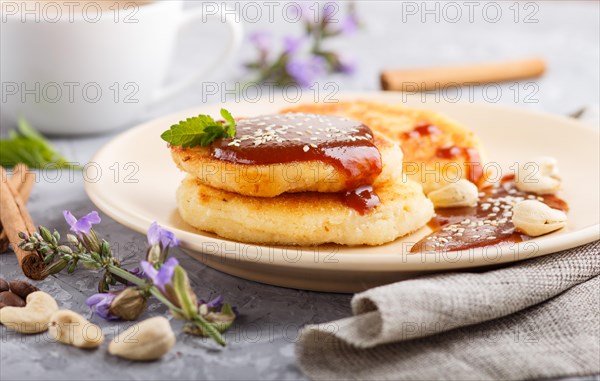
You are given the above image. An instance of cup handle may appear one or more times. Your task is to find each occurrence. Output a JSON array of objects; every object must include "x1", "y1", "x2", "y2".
[{"x1": 151, "y1": 9, "x2": 243, "y2": 103}]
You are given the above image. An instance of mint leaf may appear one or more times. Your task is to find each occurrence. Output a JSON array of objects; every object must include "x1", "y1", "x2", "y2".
[
  {"x1": 160, "y1": 109, "x2": 237, "y2": 148},
  {"x1": 0, "y1": 119, "x2": 80, "y2": 169},
  {"x1": 220, "y1": 109, "x2": 236, "y2": 138}
]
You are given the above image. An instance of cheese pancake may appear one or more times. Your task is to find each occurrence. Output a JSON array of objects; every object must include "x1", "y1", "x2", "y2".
[
  {"x1": 176, "y1": 174, "x2": 434, "y2": 246},
  {"x1": 170, "y1": 114, "x2": 403, "y2": 198},
  {"x1": 281, "y1": 101, "x2": 488, "y2": 193}
]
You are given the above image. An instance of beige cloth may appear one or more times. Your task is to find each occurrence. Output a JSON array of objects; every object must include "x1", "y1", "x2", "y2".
[{"x1": 296, "y1": 240, "x2": 600, "y2": 380}]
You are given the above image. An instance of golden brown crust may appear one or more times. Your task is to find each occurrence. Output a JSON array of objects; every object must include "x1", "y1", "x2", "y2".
[
  {"x1": 176, "y1": 174, "x2": 434, "y2": 246},
  {"x1": 170, "y1": 132, "x2": 403, "y2": 197},
  {"x1": 280, "y1": 101, "x2": 489, "y2": 193}
]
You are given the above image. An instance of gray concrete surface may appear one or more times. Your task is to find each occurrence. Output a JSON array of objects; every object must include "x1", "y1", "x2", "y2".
[{"x1": 1, "y1": 1, "x2": 599, "y2": 380}]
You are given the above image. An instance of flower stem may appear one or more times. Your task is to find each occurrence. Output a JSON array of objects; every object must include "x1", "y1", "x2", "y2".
[
  {"x1": 107, "y1": 265, "x2": 178, "y2": 310},
  {"x1": 106, "y1": 264, "x2": 226, "y2": 346},
  {"x1": 193, "y1": 315, "x2": 226, "y2": 347},
  {"x1": 107, "y1": 265, "x2": 146, "y2": 287}
]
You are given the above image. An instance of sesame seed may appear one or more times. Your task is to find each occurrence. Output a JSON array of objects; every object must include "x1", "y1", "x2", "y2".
[{"x1": 303, "y1": 145, "x2": 309, "y2": 152}]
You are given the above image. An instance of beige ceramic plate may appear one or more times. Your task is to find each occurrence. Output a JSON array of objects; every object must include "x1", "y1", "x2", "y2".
[{"x1": 86, "y1": 92, "x2": 600, "y2": 292}]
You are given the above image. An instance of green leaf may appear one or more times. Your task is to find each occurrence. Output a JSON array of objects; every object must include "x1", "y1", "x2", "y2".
[
  {"x1": 172, "y1": 265, "x2": 198, "y2": 320},
  {"x1": 0, "y1": 118, "x2": 80, "y2": 169},
  {"x1": 186, "y1": 303, "x2": 236, "y2": 338},
  {"x1": 39, "y1": 226, "x2": 54, "y2": 243},
  {"x1": 100, "y1": 240, "x2": 112, "y2": 258},
  {"x1": 160, "y1": 109, "x2": 237, "y2": 148},
  {"x1": 220, "y1": 108, "x2": 236, "y2": 138}
]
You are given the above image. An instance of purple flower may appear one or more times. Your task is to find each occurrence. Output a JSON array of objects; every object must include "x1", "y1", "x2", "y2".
[
  {"x1": 291, "y1": 3, "x2": 313, "y2": 23},
  {"x1": 128, "y1": 267, "x2": 144, "y2": 278},
  {"x1": 337, "y1": 54, "x2": 356, "y2": 74},
  {"x1": 286, "y1": 55, "x2": 328, "y2": 88},
  {"x1": 140, "y1": 257, "x2": 178, "y2": 292},
  {"x1": 123, "y1": 267, "x2": 145, "y2": 286},
  {"x1": 86, "y1": 293, "x2": 119, "y2": 320},
  {"x1": 147, "y1": 222, "x2": 179, "y2": 249},
  {"x1": 199, "y1": 295, "x2": 239, "y2": 317},
  {"x1": 63, "y1": 211, "x2": 101, "y2": 235},
  {"x1": 200, "y1": 295, "x2": 224, "y2": 311},
  {"x1": 146, "y1": 222, "x2": 179, "y2": 265},
  {"x1": 339, "y1": 14, "x2": 359, "y2": 35},
  {"x1": 283, "y1": 35, "x2": 305, "y2": 54},
  {"x1": 249, "y1": 30, "x2": 271, "y2": 52},
  {"x1": 323, "y1": 3, "x2": 337, "y2": 23}
]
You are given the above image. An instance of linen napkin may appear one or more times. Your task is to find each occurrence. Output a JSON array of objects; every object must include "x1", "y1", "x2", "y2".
[{"x1": 295, "y1": 240, "x2": 600, "y2": 380}]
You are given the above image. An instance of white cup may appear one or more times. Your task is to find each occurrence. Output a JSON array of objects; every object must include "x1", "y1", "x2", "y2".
[{"x1": 0, "y1": 1, "x2": 243, "y2": 135}]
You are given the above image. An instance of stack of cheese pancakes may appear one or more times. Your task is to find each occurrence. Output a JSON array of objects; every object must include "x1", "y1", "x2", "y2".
[{"x1": 171, "y1": 101, "x2": 486, "y2": 246}]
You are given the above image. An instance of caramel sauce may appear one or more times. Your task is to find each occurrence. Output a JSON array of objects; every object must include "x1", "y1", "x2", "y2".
[
  {"x1": 211, "y1": 113, "x2": 383, "y2": 214},
  {"x1": 403, "y1": 122, "x2": 441, "y2": 139},
  {"x1": 342, "y1": 185, "x2": 380, "y2": 215},
  {"x1": 436, "y1": 145, "x2": 484, "y2": 184},
  {"x1": 411, "y1": 176, "x2": 568, "y2": 253}
]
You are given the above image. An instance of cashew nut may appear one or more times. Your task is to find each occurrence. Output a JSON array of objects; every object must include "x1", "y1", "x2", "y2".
[
  {"x1": 427, "y1": 179, "x2": 479, "y2": 208},
  {"x1": 0, "y1": 291, "x2": 58, "y2": 333},
  {"x1": 48, "y1": 310, "x2": 104, "y2": 349},
  {"x1": 515, "y1": 157, "x2": 561, "y2": 195},
  {"x1": 512, "y1": 200, "x2": 567, "y2": 236},
  {"x1": 108, "y1": 316, "x2": 175, "y2": 361}
]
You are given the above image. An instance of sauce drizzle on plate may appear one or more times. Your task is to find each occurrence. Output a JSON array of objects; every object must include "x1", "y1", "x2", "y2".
[{"x1": 411, "y1": 175, "x2": 568, "y2": 253}]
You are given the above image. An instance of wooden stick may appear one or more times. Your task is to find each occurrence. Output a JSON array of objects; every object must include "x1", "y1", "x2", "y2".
[
  {"x1": 0, "y1": 167, "x2": 45, "y2": 280},
  {"x1": 380, "y1": 58, "x2": 546, "y2": 91},
  {"x1": 0, "y1": 165, "x2": 35, "y2": 253}
]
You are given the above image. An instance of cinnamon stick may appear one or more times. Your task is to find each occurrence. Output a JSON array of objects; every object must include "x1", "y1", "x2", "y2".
[
  {"x1": 0, "y1": 165, "x2": 35, "y2": 253},
  {"x1": 9, "y1": 164, "x2": 27, "y2": 189},
  {"x1": 380, "y1": 58, "x2": 546, "y2": 91},
  {"x1": 0, "y1": 167, "x2": 45, "y2": 280}
]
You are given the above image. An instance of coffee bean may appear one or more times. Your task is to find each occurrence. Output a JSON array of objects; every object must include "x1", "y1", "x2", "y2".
[
  {"x1": 9, "y1": 280, "x2": 39, "y2": 299},
  {"x1": 0, "y1": 291, "x2": 26, "y2": 308},
  {"x1": 0, "y1": 278, "x2": 9, "y2": 293}
]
